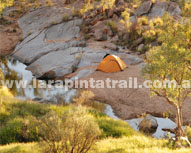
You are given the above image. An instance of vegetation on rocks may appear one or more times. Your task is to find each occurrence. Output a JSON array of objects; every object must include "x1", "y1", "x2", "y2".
[
  {"x1": 1, "y1": 0, "x2": 191, "y2": 152},
  {"x1": 0, "y1": 0, "x2": 14, "y2": 14}
]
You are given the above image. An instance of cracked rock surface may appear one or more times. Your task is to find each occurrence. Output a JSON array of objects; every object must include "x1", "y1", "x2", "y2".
[{"x1": 12, "y1": 7, "x2": 143, "y2": 80}]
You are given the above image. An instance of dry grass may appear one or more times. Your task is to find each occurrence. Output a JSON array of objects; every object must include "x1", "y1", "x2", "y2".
[{"x1": 90, "y1": 135, "x2": 191, "y2": 153}]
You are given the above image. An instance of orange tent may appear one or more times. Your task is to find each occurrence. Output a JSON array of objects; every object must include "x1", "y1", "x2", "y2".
[{"x1": 97, "y1": 54, "x2": 127, "y2": 73}]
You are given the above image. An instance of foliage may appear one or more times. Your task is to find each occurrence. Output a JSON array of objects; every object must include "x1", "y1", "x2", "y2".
[
  {"x1": 73, "y1": 90, "x2": 95, "y2": 105},
  {"x1": 143, "y1": 13, "x2": 191, "y2": 138},
  {"x1": 90, "y1": 135, "x2": 191, "y2": 153},
  {"x1": 0, "y1": 98, "x2": 50, "y2": 144},
  {"x1": 2, "y1": 136, "x2": 191, "y2": 153},
  {"x1": 62, "y1": 13, "x2": 69, "y2": 22},
  {"x1": 120, "y1": 8, "x2": 132, "y2": 31},
  {"x1": 0, "y1": 143, "x2": 42, "y2": 153},
  {"x1": 182, "y1": 0, "x2": 191, "y2": 17},
  {"x1": 46, "y1": 0, "x2": 53, "y2": 7},
  {"x1": 0, "y1": 86, "x2": 12, "y2": 97},
  {"x1": 186, "y1": 126, "x2": 191, "y2": 142},
  {"x1": 98, "y1": 0, "x2": 115, "y2": 11},
  {"x1": 1, "y1": 98, "x2": 191, "y2": 152},
  {"x1": 0, "y1": 116, "x2": 39, "y2": 144},
  {"x1": 80, "y1": 0, "x2": 94, "y2": 16},
  {"x1": 39, "y1": 106, "x2": 101, "y2": 153},
  {"x1": 119, "y1": 7, "x2": 163, "y2": 51},
  {"x1": 97, "y1": 117, "x2": 136, "y2": 138},
  {"x1": 72, "y1": 8, "x2": 82, "y2": 17},
  {"x1": 0, "y1": 58, "x2": 7, "y2": 86},
  {"x1": 0, "y1": 95, "x2": 135, "y2": 145},
  {"x1": 106, "y1": 20, "x2": 118, "y2": 34},
  {"x1": 0, "y1": 0, "x2": 14, "y2": 14}
]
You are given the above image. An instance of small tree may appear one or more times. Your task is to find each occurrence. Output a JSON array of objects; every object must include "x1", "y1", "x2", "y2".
[
  {"x1": 143, "y1": 13, "x2": 191, "y2": 142},
  {"x1": 39, "y1": 106, "x2": 101, "y2": 153}
]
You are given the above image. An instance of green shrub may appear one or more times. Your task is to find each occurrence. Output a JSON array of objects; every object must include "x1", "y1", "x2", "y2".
[
  {"x1": 62, "y1": 13, "x2": 69, "y2": 22},
  {"x1": 186, "y1": 126, "x2": 191, "y2": 142},
  {"x1": 106, "y1": 20, "x2": 118, "y2": 35},
  {"x1": 72, "y1": 9, "x2": 82, "y2": 17},
  {"x1": 0, "y1": 116, "x2": 39, "y2": 144},
  {"x1": 97, "y1": 117, "x2": 136, "y2": 138},
  {"x1": 39, "y1": 106, "x2": 101, "y2": 153}
]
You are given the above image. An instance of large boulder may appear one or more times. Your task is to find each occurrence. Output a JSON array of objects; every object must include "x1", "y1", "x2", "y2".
[
  {"x1": 18, "y1": 7, "x2": 64, "y2": 38},
  {"x1": 12, "y1": 5, "x2": 143, "y2": 80},
  {"x1": 138, "y1": 114, "x2": 158, "y2": 135},
  {"x1": 45, "y1": 19, "x2": 82, "y2": 41},
  {"x1": 12, "y1": 19, "x2": 83, "y2": 64},
  {"x1": 26, "y1": 47, "x2": 83, "y2": 79}
]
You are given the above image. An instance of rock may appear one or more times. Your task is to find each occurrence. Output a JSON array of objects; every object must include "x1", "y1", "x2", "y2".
[
  {"x1": 130, "y1": 16, "x2": 136, "y2": 23},
  {"x1": 138, "y1": 114, "x2": 158, "y2": 134},
  {"x1": 90, "y1": 17, "x2": 100, "y2": 26},
  {"x1": 77, "y1": 49, "x2": 108, "y2": 68},
  {"x1": 135, "y1": 0, "x2": 153, "y2": 16},
  {"x1": 26, "y1": 47, "x2": 83, "y2": 79},
  {"x1": 118, "y1": 53, "x2": 143, "y2": 65},
  {"x1": 151, "y1": 41, "x2": 158, "y2": 47},
  {"x1": 118, "y1": 0, "x2": 125, "y2": 5},
  {"x1": 112, "y1": 14, "x2": 119, "y2": 21},
  {"x1": 137, "y1": 44, "x2": 144, "y2": 51},
  {"x1": 104, "y1": 43, "x2": 118, "y2": 51},
  {"x1": 92, "y1": 21, "x2": 108, "y2": 41},
  {"x1": 13, "y1": 6, "x2": 143, "y2": 81},
  {"x1": 118, "y1": 47, "x2": 130, "y2": 54},
  {"x1": 12, "y1": 19, "x2": 83, "y2": 64},
  {"x1": 115, "y1": 0, "x2": 125, "y2": 6},
  {"x1": 70, "y1": 68, "x2": 95, "y2": 80},
  {"x1": 18, "y1": 7, "x2": 63, "y2": 38},
  {"x1": 108, "y1": 9, "x2": 114, "y2": 18},
  {"x1": 114, "y1": 6, "x2": 125, "y2": 15},
  {"x1": 45, "y1": 19, "x2": 82, "y2": 41},
  {"x1": 111, "y1": 35, "x2": 119, "y2": 42},
  {"x1": 3, "y1": 8, "x2": 21, "y2": 17},
  {"x1": 92, "y1": 21, "x2": 104, "y2": 30},
  {"x1": 148, "y1": 1, "x2": 169, "y2": 17},
  {"x1": 94, "y1": 30, "x2": 107, "y2": 41},
  {"x1": 134, "y1": 37, "x2": 144, "y2": 46},
  {"x1": 168, "y1": 2, "x2": 181, "y2": 17}
]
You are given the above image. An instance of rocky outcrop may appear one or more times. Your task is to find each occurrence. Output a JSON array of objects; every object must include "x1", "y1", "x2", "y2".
[
  {"x1": 13, "y1": 19, "x2": 83, "y2": 64},
  {"x1": 12, "y1": 7, "x2": 142, "y2": 80},
  {"x1": 18, "y1": 7, "x2": 63, "y2": 38},
  {"x1": 10, "y1": 1, "x2": 188, "y2": 125},
  {"x1": 138, "y1": 114, "x2": 158, "y2": 135},
  {"x1": 135, "y1": 0, "x2": 181, "y2": 18}
]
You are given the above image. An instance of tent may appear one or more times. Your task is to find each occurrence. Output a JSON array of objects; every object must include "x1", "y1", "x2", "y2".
[{"x1": 97, "y1": 54, "x2": 127, "y2": 73}]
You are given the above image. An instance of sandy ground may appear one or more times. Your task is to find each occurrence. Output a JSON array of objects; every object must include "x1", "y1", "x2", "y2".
[
  {"x1": 82, "y1": 64, "x2": 191, "y2": 125},
  {"x1": 0, "y1": 13, "x2": 22, "y2": 57}
]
